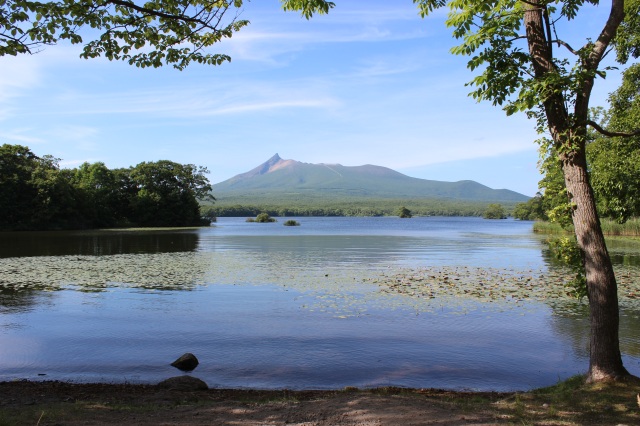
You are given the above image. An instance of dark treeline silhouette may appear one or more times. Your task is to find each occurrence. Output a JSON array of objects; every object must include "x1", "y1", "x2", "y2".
[{"x1": 0, "y1": 144, "x2": 214, "y2": 231}]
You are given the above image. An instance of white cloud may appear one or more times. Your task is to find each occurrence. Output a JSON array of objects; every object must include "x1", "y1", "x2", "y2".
[
  {"x1": 0, "y1": 129, "x2": 46, "y2": 144},
  {"x1": 23, "y1": 78, "x2": 340, "y2": 120}
]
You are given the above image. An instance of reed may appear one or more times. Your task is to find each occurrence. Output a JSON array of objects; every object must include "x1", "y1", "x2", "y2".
[
  {"x1": 532, "y1": 221, "x2": 568, "y2": 234},
  {"x1": 600, "y1": 218, "x2": 640, "y2": 236},
  {"x1": 533, "y1": 218, "x2": 640, "y2": 237}
]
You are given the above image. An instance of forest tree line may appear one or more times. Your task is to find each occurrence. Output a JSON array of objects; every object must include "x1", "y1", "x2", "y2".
[
  {"x1": 202, "y1": 200, "x2": 511, "y2": 219},
  {"x1": 513, "y1": 64, "x2": 640, "y2": 225},
  {"x1": 0, "y1": 144, "x2": 214, "y2": 231}
]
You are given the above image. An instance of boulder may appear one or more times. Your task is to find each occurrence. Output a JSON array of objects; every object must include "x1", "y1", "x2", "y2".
[
  {"x1": 157, "y1": 376, "x2": 208, "y2": 391},
  {"x1": 170, "y1": 353, "x2": 199, "y2": 371}
]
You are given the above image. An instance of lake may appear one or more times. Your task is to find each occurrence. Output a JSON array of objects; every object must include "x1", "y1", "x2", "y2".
[{"x1": 1, "y1": 216, "x2": 639, "y2": 391}]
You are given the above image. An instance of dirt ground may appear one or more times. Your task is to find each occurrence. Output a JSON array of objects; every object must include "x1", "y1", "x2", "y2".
[
  {"x1": 0, "y1": 381, "x2": 507, "y2": 425},
  {"x1": 1, "y1": 379, "x2": 640, "y2": 425}
]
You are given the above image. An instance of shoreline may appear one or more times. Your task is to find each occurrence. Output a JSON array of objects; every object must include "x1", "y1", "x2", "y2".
[{"x1": 1, "y1": 377, "x2": 639, "y2": 425}]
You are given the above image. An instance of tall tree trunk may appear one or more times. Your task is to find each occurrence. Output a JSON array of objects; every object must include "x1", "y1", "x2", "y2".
[
  {"x1": 523, "y1": 0, "x2": 630, "y2": 382},
  {"x1": 561, "y1": 144, "x2": 629, "y2": 382}
]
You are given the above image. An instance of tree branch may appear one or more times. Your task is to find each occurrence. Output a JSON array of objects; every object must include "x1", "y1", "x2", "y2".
[
  {"x1": 587, "y1": 120, "x2": 640, "y2": 137},
  {"x1": 553, "y1": 38, "x2": 579, "y2": 55},
  {"x1": 105, "y1": 0, "x2": 225, "y2": 29},
  {"x1": 587, "y1": 0, "x2": 625, "y2": 69}
]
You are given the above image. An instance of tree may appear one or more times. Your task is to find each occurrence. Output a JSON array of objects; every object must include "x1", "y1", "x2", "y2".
[
  {"x1": 72, "y1": 162, "x2": 122, "y2": 228},
  {"x1": 483, "y1": 203, "x2": 507, "y2": 219},
  {"x1": 588, "y1": 64, "x2": 640, "y2": 223},
  {"x1": 129, "y1": 160, "x2": 214, "y2": 226},
  {"x1": 422, "y1": 0, "x2": 640, "y2": 384},
  {"x1": 282, "y1": 0, "x2": 639, "y2": 382},
  {"x1": 397, "y1": 206, "x2": 412, "y2": 218},
  {"x1": 253, "y1": 212, "x2": 276, "y2": 222},
  {"x1": 0, "y1": 144, "x2": 76, "y2": 230},
  {"x1": 1, "y1": 0, "x2": 248, "y2": 69},
  {"x1": 0, "y1": 145, "x2": 215, "y2": 230},
  {"x1": 0, "y1": 144, "x2": 40, "y2": 229},
  {"x1": 513, "y1": 193, "x2": 546, "y2": 220},
  {"x1": 538, "y1": 67, "x2": 640, "y2": 225}
]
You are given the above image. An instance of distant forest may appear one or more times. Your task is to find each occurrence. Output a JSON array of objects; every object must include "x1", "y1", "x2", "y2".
[
  {"x1": 202, "y1": 199, "x2": 517, "y2": 218},
  {"x1": 1, "y1": 144, "x2": 214, "y2": 231}
]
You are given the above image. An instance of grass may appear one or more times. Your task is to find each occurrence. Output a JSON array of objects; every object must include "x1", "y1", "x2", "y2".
[
  {"x1": 601, "y1": 218, "x2": 640, "y2": 236},
  {"x1": 534, "y1": 218, "x2": 640, "y2": 237}
]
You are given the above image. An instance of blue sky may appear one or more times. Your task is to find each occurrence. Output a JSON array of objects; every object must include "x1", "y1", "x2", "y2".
[{"x1": 0, "y1": 1, "x2": 624, "y2": 196}]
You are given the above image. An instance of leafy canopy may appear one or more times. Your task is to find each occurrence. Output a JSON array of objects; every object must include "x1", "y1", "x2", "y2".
[
  {"x1": 1, "y1": 0, "x2": 248, "y2": 69},
  {"x1": 483, "y1": 203, "x2": 507, "y2": 219},
  {"x1": 0, "y1": 144, "x2": 214, "y2": 229},
  {"x1": 412, "y1": 0, "x2": 633, "y2": 121}
]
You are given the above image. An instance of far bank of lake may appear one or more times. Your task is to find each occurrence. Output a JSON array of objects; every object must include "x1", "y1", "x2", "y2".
[{"x1": 1, "y1": 216, "x2": 639, "y2": 391}]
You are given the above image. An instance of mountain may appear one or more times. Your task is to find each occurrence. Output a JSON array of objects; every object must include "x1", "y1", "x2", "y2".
[{"x1": 212, "y1": 154, "x2": 529, "y2": 204}]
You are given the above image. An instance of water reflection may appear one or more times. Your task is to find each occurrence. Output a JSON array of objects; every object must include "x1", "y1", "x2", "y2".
[
  {"x1": 199, "y1": 226, "x2": 546, "y2": 270},
  {"x1": 0, "y1": 229, "x2": 200, "y2": 258},
  {"x1": 549, "y1": 305, "x2": 640, "y2": 358},
  {"x1": 540, "y1": 236, "x2": 640, "y2": 268},
  {"x1": 0, "y1": 288, "x2": 41, "y2": 315},
  {"x1": 0, "y1": 285, "x2": 592, "y2": 391},
  {"x1": 1, "y1": 217, "x2": 639, "y2": 389}
]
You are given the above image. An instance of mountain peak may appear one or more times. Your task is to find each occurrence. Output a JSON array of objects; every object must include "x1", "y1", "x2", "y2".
[
  {"x1": 232, "y1": 154, "x2": 296, "y2": 180},
  {"x1": 268, "y1": 153, "x2": 281, "y2": 163}
]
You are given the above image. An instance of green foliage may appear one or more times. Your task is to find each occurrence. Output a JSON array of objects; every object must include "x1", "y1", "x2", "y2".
[
  {"x1": 535, "y1": 218, "x2": 640, "y2": 238},
  {"x1": 588, "y1": 64, "x2": 640, "y2": 223},
  {"x1": 281, "y1": 0, "x2": 335, "y2": 19},
  {"x1": 533, "y1": 221, "x2": 569, "y2": 235},
  {"x1": 412, "y1": 0, "x2": 597, "y2": 118},
  {"x1": 0, "y1": 144, "x2": 77, "y2": 230},
  {"x1": 397, "y1": 206, "x2": 412, "y2": 218},
  {"x1": 0, "y1": 144, "x2": 213, "y2": 230},
  {"x1": 253, "y1": 212, "x2": 276, "y2": 223},
  {"x1": 72, "y1": 162, "x2": 130, "y2": 228},
  {"x1": 129, "y1": 160, "x2": 213, "y2": 227},
  {"x1": 613, "y1": 0, "x2": 640, "y2": 64},
  {"x1": 547, "y1": 236, "x2": 587, "y2": 300},
  {"x1": 204, "y1": 198, "x2": 518, "y2": 218},
  {"x1": 535, "y1": 64, "x2": 640, "y2": 226},
  {"x1": 536, "y1": 139, "x2": 576, "y2": 228},
  {"x1": 283, "y1": 219, "x2": 300, "y2": 226},
  {"x1": 483, "y1": 203, "x2": 506, "y2": 219},
  {"x1": 513, "y1": 194, "x2": 546, "y2": 221},
  {"x1": 599, "y1": 217, "x2": 640, "y2": 236},
  {"x1": 1, "y1": 0, "x2": 249, "y2": 69}
]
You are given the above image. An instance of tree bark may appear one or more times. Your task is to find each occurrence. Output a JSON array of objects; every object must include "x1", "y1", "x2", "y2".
[
  {"x1": 523, "y1": 0, "x2": 630, "y2": 382},
  {"x1": 561, "y1": 145, "x2": 629, "y2": 382}
]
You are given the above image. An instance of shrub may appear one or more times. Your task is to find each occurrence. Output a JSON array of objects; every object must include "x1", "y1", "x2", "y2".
[
  {"x1": 483, "y1": 203, "x2": 507, "y2": 219},
  {"x1": 283, "y1": 220, "x2": 300, "y2": 226},
  {"x1": 255, "y1": 213, "x2": 276, "y2": 223},
  {"x1": 397, "y1": 206, "x2": 412, "y2": 218}
]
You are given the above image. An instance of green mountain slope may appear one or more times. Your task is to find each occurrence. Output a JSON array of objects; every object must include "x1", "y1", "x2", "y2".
[{"x1": 212, "y1": 154, "x2": 529, "y2": 203}]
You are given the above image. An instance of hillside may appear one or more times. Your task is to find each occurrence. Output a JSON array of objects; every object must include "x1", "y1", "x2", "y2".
[{"x1": 212, "y1": 154, "x2": 529, "y2": 204}]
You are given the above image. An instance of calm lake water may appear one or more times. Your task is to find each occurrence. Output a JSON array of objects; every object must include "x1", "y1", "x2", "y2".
[{"x1": 1, "y1": 216, "x2": 639, "y2": 391}]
